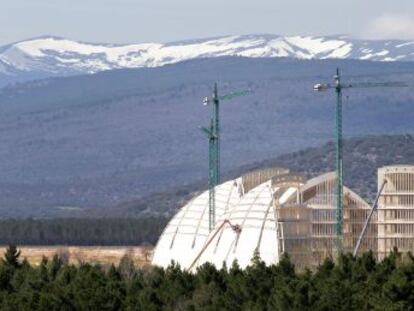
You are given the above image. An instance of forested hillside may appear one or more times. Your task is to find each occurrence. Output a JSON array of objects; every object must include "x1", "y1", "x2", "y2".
[
  {"x1": 0, "y1": 57, "x2": 413, "y2": 217},
  {"x1": 0, "y1": 245, "x2": 413, "y2": 310}
]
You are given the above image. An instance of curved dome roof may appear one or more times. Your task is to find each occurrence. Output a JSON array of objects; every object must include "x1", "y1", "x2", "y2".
[
  {"x1": 152, "y1": 178, "x2": 243, "y2": 269},
  {"x1": 193, "y1": 179, "x2": 302, "y2": 270},
  {"x1": 301, "y1": 172, "x2": 369, "y2": 208}
]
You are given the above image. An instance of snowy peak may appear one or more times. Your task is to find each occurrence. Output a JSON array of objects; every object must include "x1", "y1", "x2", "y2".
[{"x1": 0, "y1": 34, "x2": 413, "y2": 79}]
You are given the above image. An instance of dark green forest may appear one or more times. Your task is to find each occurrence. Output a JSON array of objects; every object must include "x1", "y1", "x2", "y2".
[
  {"x1": 0, "y1": 218, "x2": 167, "y2": 246},
  {"x1": 0, "y1": 245, "x2": 414, "y2": 310}
]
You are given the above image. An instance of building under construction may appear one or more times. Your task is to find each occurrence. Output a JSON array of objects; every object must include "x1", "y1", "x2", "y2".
[
  {"x1": 152, "y1": 165, "x2": 414, "y2": 270},
  {"x1": 153, "y1": 75, "x2": 409, "y2": 270},
  {"x1": 377, "y1": 166, "x2": 414, "y2": 259}
]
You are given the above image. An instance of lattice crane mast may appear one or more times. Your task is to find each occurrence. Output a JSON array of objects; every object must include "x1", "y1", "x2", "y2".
[
  {"x1": 201, "y1": 83, "x2": 252, "y2": 232},
  {"x1": 314, "y1": 68, "x2": 407, "y2": 254}
]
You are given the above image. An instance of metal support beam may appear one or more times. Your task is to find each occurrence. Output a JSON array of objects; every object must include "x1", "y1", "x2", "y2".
[
  {"x1": 334, "y1": 69, "x2": 343, "y2": 253},
  {"x1": 353, "y1": 179, "x2": 387, "y2": 257}
]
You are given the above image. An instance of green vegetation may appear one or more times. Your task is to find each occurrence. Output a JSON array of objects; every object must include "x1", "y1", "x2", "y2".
[
  {"x1": 0, "y1": 218, "x2": 167, "y2": 246},
  {"x1": 0, "y1": 245, "x2": 414, "y2": 310}
]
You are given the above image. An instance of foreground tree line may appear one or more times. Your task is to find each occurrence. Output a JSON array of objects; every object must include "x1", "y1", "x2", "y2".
[{"x1": 0, "y1": 246, "x2": 413, "y2": 310}]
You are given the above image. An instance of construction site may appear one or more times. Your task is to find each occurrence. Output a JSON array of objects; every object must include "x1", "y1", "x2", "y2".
[{"x1": 151, "y1": 70, "x2": 414, "y2": 270}]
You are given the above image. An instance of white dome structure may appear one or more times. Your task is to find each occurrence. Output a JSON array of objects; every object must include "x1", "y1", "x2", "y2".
[
  {"x1": 152, "y1": 167, "x2": 373, "y2": 270},
  {"x1": 151, "y1": 178, "x2": 243, "y2": 269},
  {"x1": 194, "y1": 179, "x2": 303, "y2": 269}
]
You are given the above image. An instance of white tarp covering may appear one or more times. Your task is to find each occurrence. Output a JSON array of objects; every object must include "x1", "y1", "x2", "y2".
[{"x1": 151, "y1": 178, "x2": 243, "y2": 269}]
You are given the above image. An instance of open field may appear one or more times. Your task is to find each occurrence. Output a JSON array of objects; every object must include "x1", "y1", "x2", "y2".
[{"x1": 0, "y1": 246, "x2": 154, "y2": 267}]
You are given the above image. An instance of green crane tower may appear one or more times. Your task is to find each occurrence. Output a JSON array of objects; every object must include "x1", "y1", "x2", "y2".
[
  {"x1": 202, "y1": 83, "x2": 252, "y2": 232},
  {"x1": 314, "y1": 69, "x2": 407, "y2": 254}
]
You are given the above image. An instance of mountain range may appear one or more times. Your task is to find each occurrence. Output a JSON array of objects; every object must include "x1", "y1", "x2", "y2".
[{"x1": 0, "y1": 34, "x2": 414, "y2": 86}]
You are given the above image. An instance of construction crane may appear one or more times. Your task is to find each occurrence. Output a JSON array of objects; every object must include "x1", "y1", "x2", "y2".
[
  {"x1": 201, "y1": 83, "x2": 252, "y2": 232},
  {"x1": 314, "y1": 68, "x2": 407, "y2": 254}
]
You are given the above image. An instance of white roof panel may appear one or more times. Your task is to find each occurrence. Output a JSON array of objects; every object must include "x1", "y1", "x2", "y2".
[{"x1": 194, "y1": 181, "x2": 280, "y2": 270}]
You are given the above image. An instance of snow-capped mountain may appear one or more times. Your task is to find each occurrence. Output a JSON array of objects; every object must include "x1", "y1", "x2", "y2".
[{"x1": 0, "y1": 34, "x2": 413, "y2": 82}]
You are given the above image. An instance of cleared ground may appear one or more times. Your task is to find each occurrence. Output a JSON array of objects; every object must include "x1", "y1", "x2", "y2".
[{"x1": 0, "y1": 246, "x2": 154, "y2": 267}]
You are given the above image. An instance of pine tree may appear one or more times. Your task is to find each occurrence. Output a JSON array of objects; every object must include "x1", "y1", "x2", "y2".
[
  {"x1": 119, "y1": 251, "x2": 136, "y2": 280},
  {"x1": 2, "y1": 244, "x2": 21, "y2": 268}
]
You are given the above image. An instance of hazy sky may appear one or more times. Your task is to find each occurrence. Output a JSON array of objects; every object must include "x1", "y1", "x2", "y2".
[{"x1": 1, "y1": 0, "x2": 413, "y2": 45}]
